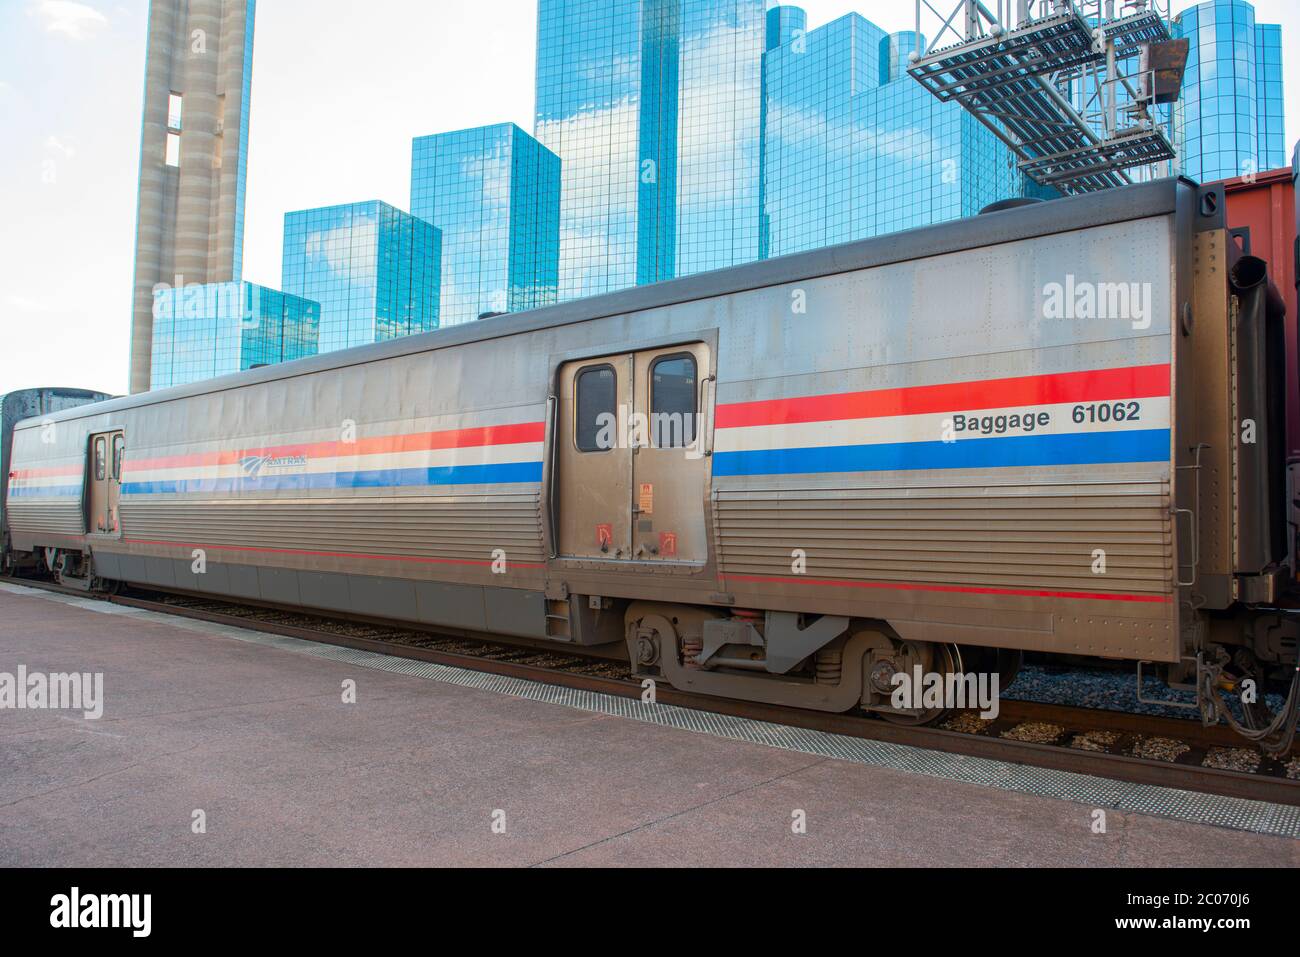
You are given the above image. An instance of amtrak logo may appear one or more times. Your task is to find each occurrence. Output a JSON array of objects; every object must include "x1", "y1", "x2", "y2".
[{"x1": 238, "y1": 454, "x2": 307, "y2": 478}]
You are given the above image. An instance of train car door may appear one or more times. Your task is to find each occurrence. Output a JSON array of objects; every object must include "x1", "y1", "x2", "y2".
[
  {"x1": 630, "y1": 345, "x2": 710, "y2": 563},
  {"x1": 557, "y1": 355, "x2": 634, "y2": 559},
  {"x1": 556, "y1": 343, "x2": 711, "y2": 564},
  {"x1": 87, "y1": 430, "x2": 124, "y2": 535}
]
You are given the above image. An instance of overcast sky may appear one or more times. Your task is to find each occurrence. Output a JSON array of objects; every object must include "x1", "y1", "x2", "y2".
[{"x1": 1, "y1": 0, "x2": 1297, "y2": 396}]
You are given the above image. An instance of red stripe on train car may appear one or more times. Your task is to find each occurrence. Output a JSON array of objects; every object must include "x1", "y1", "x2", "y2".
[
  {"x1": 125, "y1": 421, "x2": 547, "y2": 472},
  {"x1": 714, "y1": 364, "x2": 1171, "y2": 429},
  {"x1": 9, "y1": 464, "x2": 85, "y2": 479}
]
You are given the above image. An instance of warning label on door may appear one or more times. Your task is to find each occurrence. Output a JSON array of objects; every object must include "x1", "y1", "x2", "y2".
[{"x1": 638, "y1": 483, "x2": 653, "y2": 515}]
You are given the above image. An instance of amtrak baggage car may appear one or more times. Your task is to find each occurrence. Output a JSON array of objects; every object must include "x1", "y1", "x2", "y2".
[{"x1": 6, "y1": 178, "x2": 1296, "y2": 732}]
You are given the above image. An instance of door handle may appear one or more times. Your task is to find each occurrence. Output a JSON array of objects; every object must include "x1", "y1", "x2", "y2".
[
  {"x1": 545, "y1": 393, "x2": 558, "y2": 559},
  {"x1": 698, "y1": 374, "x2": 716, "y2": 457}
]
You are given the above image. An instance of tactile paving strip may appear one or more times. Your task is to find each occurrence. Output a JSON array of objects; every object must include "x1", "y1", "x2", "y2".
[{"x1": 6, "y1": 582, "x2": 1299, "y2": 838}]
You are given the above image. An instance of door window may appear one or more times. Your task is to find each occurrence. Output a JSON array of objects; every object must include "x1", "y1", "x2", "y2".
[
  {"x1": 94, "y1": 437, "x2": 106, "y2": 481},
  {"x1": 649, "y1": 354, "x2": 697, "y2": 448},
  {"x1": 575, "y1": 364, "x2": 617, "y2": 452},
  {"x1": 112, "y1": 435, "x2": 125, "y2": 480}
]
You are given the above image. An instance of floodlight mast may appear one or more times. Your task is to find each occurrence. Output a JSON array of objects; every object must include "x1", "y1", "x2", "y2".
[{"x1": 910, "y1": 0, "x2": 1182, "y2": 194}]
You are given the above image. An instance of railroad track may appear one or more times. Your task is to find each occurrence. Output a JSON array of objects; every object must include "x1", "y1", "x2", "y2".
[{"x1": 7, "y1": 575, "x2": 1299, "y2": 807}]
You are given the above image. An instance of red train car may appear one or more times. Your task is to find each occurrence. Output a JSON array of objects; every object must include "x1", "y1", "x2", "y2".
[{"x1": 1222, "y1": 164, "x2": 1297, "y2": 453}]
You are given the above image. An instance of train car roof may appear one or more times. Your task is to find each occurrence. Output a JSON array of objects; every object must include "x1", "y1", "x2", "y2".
[
  {"x1": 21, "y1": 176, "x2": 1201, "y2": 430},
  {"x1": 2, "y1": 387, "x2": 113, "y2": 403}
]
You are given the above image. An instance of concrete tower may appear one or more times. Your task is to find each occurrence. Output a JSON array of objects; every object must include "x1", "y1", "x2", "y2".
[{"x1": 128, "y1": 0, "x2": 256, "y2": 394}]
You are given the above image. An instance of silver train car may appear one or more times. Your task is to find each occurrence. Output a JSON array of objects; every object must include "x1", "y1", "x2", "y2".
[
  {"x1": 5, "y1": 179, "x2": 1297, "y2": 743},
  {"x1": 1, "y1": 387, "x2": 112, "y2": 567}
]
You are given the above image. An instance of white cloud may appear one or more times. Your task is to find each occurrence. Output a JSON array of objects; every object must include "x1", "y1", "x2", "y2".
[
  {"x1": 456, "y1": 152, "x2": 512, "y2": 212},
  {"x1": 304, "y1": 219, "x2": 378, "y2": 277},
  {"x1": 7, "y1": 293, "x2": 62, "y2": 314},
  {"x1": 536, "y1": 96, "x2": 641, "y2": 299},
  {"x1": 30, "y1": 1, "x2": 108, "y2": 40}
]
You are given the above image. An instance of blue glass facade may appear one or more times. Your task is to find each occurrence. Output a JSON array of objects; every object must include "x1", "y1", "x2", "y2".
[
  {"x1": 881, "y1": 30, "x2": 922, "y2": 85},
  {"x1": 534, "y1": 0, "x2": 767, "y2": 300},
  {"x1": 281, "y1": 201, "x2": 441, "y2": 353},
  {"x1": 529, "y1": 2, "x2": 1044, "y2": 298},
  {"x1": 535, "y1": 0, "x2": 642, "y2": 300},
  {"x1": 637, "y1": 0, "x2": 680, "y2": 285},
  {"x1": 1254, "y1": 22, "x2": 1286, "y2": 171},
  {"x1": 765, "y1": 4, "x2": 805, "y2": 51},
  {"x1": 149, "y1": 281, "x2": 319, "y2": 390},
  {"x1": 761, "y1": 14, "x2": 1028, "y2": 258},
  {"x1": 673, "y1": 0, "x2": 766, "y2": 277},
  {"x1": 411, "y1": 123, "x2": 560, "y2": 325},
  {"x1": 1172, "y1": 0, "x2": 1286, "y2": 182},
  {"x1": 522, "y1": 0, "x2": 1290, "y2": 310}
]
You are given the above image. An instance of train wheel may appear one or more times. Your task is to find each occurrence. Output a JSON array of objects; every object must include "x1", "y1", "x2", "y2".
[
  {"x1": 876, "y1": 641, "x2": 965, "y2": 726},
  {"x1": 959, "y1": 645, "x2": 1024, "y2": 692},
  {"x1": 996, "y1": 648, "x2": 1024, "y2": 689}
]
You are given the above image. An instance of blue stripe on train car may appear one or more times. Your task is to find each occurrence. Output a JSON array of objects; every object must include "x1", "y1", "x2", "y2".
[
  {"x1": 120, "y1": 460, "x2": 544, "y2": 495},
  {"x1": 712, "y1": 429, "x2": 1171, "y2": 477},
  {"x1": 7, "y1": 486, "x2": 82, "y2": 497}
]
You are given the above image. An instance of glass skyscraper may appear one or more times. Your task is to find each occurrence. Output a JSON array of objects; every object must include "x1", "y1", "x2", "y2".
[
  {"x1": 672, "y1": 0, "x2": 767, "y2": 278},
  {"x1": 761, "y1": 14, "x2": 1028, "y2": 258},
  {"x1": 1172, "y1": 0, "x2": 1286, "y2": 182},
  {"x1": 526, "y1": 0, "x2": 1288, "y2": 301},
  {"x1": 534, "y1": 0, "x2": 648, "y2": 300},
  {"x1": 1254, "y1": 22, "x2": 1285, "y2": 169},
  {"x1": 281, "y1": 201, "x2": 442, "y2": 353},
  {"x1": 411, "y1": 123, "x2": 561, "y2": 326},
  {"x1": 534, "y1": 0, "x2": 768, "y2": 300},
  {"x1": 531, "y1": 1, "x2": 1045, "y2": 299},
  {"x1": 149, "y1": 281, "x2": 319, "y2": 390}
]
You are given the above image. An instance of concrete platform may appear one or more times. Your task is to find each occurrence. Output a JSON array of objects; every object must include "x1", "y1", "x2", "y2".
[{"x1": 0, "y1": 585, "x2": 1296, "y2": 867}]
